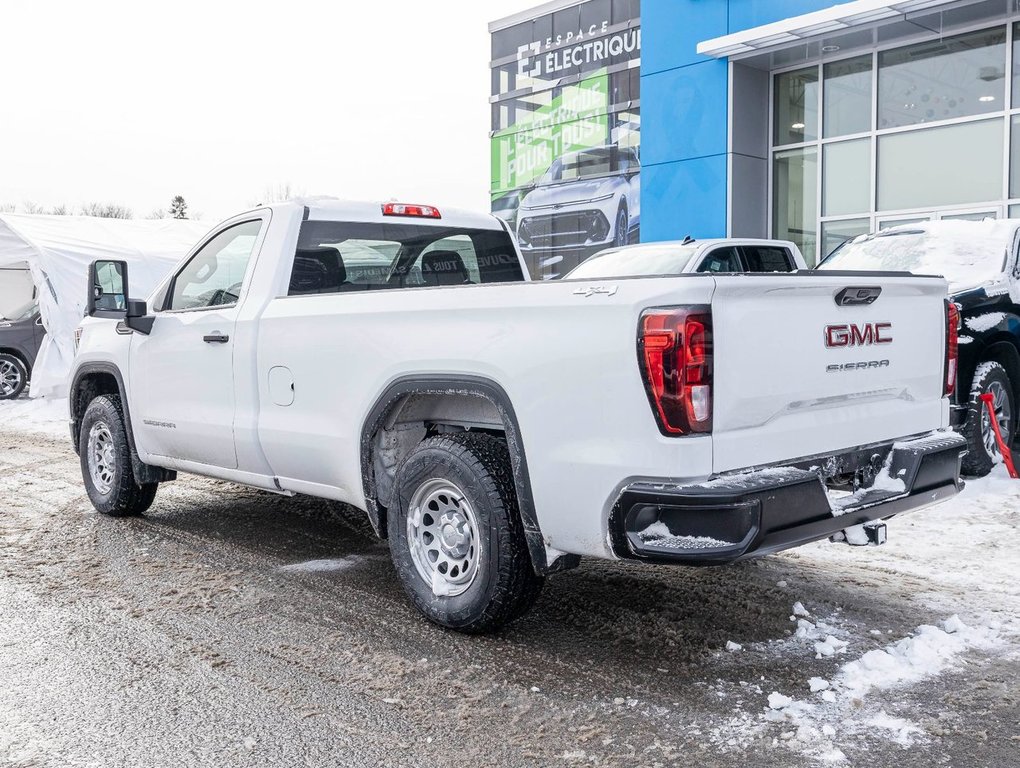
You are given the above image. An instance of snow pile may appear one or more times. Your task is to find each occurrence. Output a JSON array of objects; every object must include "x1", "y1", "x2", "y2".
[
  {"x1": 819, "y1": 219, "x2": 1016, "y2": 294},
  {"x1": 965, "y1": 312, "x2": 1006, "y2": 333},
  {"x1": 837, "y1": 616, "x2": 998, "y2": 698},
  {"x1": 759, "y1": 613, "x2": 1001, "y2": 761},
  {"x1": 0, "y1": 396, "x2": 68, "y2": 439}
]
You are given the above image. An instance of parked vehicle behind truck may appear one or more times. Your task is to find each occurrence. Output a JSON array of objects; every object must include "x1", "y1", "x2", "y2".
[
  {"x1": 70, "y1": 199, "x2": 965, "y2": 633},
  {"x1": 0, "y1": 300, "x2": 44, "y2": 399},
  {"x1": 819, "y1": 219, "x2": 1020, "y2": 476}
]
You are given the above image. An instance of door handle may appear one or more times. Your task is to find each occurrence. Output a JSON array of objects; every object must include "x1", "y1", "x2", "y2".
[{"x1": 203, "y1": 333, "x2": 230, "y2": 344}]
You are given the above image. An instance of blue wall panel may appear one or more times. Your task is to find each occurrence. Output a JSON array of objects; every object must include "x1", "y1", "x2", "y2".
[
  {"x1": 642, "y1": 58, "x2": 729, "y2": 166},
  {"x1": 641, "y1": 155, "x2": 728, "y2": 242},
  {"x1": 642, "y1": 0, "x2": 727, "y2": 74}
]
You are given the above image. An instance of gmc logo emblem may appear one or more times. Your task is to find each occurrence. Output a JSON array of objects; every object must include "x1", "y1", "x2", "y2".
[{"x1": 825, "y1": 323, "x2": 893, "y2": 347}]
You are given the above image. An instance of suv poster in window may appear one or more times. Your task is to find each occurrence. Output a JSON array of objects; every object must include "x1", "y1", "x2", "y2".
[{"x1": 490, "y1": 0, "x2": 640, "y2": 279}]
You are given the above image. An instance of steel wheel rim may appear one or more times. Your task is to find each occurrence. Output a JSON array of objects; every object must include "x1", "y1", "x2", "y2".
[
  {"x1": 406, "y1": 478, "x2": 480, "y2": 597},
  {"x1": 87, "y1": 422, "x2": 116, "y2": 495},
  {"x1": 0, "y1": 360, "x2": 21, "y2": 397},
  {"x1": 980, "y1": 380, "x2": 1013, "y2": 458}
]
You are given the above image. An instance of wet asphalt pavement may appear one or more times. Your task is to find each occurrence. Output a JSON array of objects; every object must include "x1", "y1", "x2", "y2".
[{"x1": 0, "y1": 429, "x2": 1017, "y2": 767}]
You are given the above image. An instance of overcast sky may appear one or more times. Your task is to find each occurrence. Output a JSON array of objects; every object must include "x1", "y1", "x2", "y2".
[{"x1": 0, "y1": 0, "x2": 540, "y2": 221}]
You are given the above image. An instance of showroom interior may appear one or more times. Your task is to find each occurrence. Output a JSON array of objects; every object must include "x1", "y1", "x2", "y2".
[{"x1": 493, "y1": 0, "x2": 1020, "y2": 269}]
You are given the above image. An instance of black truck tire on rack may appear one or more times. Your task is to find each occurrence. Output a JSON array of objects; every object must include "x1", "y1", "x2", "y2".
[{"x1": 961, "y1": 361, "x2": 1015, "y2": 477}]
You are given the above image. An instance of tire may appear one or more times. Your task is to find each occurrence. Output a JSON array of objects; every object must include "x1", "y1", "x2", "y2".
[
  {"x1": 0, "y1": 353, "x2": 28, "y2": 400},
  {"x1": 389, "y1": 432, "x2": 544, "y2": 633},
  {"x1": 79, "y1": 394, "x2": 158, "y2": 516},
  {"x1": 960, "y1": 361, "x2": 1015, "y2": 477},
  {"x1": 613, "y1": 203, "x2": 629, "y2": 247}
]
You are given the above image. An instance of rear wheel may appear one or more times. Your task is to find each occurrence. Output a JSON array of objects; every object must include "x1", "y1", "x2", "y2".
[
  {"x1": 389, "y1": 432, "x2": 543, "y2": 633},
  {"x1": 79, "y1": 394, "x2": 158, "y2": 516},
  {"x1": 0, "y1": 353, "x2": 28, "y2": 400},
  {"x1": 961, "y1": 361, "x2": 1015, "y2": 477}
]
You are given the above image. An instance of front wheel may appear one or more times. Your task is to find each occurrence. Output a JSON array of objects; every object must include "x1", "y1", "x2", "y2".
[
  {"x1": 613, "y1": 204, "x2": 629, "y2": 247},
  {"x1": 389, "y1": 432, "x2": 543, "y2": 633},
  {"x1": 79, "y1": 394, "x2": 158, "y2": 516},
  {"x1": 0, "y1": 353, "x2": 28, "y2": 400},
  {"x1": 961, "y1": 361, "x2": 1015, "y2": 477}
]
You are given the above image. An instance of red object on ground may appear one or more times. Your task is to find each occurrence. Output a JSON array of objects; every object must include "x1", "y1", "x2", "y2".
[{"x1": 979, "y1": 392, "x2": 1019, "y2": 478}]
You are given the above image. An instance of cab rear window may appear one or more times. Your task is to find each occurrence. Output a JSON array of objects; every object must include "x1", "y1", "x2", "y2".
[{"x1": 288, "y1": 221, "x2": 524, "y2": 296}]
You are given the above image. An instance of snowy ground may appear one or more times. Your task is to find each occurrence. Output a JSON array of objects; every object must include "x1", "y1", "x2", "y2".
[{"x1": 0, "y1": 396, "x2": 1018, "y2": 766}]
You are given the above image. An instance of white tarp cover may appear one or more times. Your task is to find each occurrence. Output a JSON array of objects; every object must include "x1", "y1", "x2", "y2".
[{"x1": 0, "y1": 214, "x2": 210, "y2": 397}]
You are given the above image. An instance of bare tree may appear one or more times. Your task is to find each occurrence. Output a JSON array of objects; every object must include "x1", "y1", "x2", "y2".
[
  {"x1": 147, "y1": 208, "x2": 168, "y2": 219},
  {"x1": 0, "y1": 202, "x2": 15, "y2": 213},
  {"x1": 21, "y1": 201, "x2": 45, "y2": 214},
  {"x1": 49, "y1": 204, "x2": 71, "y2": 216},
  {"x1": 251, "y1": 182, "x2": 305, "y2": 206},
  {"x1": 81, "y1": 202, "x2": 133, "y2": 219}
]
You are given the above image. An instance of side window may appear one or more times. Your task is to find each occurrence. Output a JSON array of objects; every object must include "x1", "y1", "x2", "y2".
[
  {"x1": 167, "y1": 220, "x2": 263, "y2": 311},
  {"x1": 741, "y1": 246, "x2": 795, "y2": 272},
  {"x1": 697, "y1": 247, "x2": 742, "y2": 273},
  {"x1": 413, "y1": 236, "x2": 480, "y2": 286}
]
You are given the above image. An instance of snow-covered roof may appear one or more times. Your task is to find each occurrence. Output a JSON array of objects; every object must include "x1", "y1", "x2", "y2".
[{"x1": 0, "y1": 214, "x2": 210, "y2": 397}]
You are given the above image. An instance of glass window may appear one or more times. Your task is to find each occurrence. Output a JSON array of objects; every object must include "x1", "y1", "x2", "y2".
[
  {"x1": 773, "y1": 146, "x2": 818, "y2": 265},
  {"x1": 820, "y1": 219, "x2": 871, "y2": 260},
  {"x1": 823, "y1": 55, "x2": 872, "y2": 137},
  {"x1": 877, "y1": 119, "x2": 1002, "y2": 210},
  {"x1": 168, "y1": 220, "x2": 262, "y2": 311},
  {"x1": 1010, "y1": 204, "x2": 1020, "y2": 218},
  {"x1": 1011, "y1": 115, "x2": 1020, "y2": 199},
  {"x1": 823, "y1": 138, "x2": 871, "y2": 216},
  {"x1": 289, "y1": 221, "x2": 523, "y2": 295},
  {"x1": 878, "y1": 27, "x2": 1006, "y2": 129},
  {"x1": 697, "y1": 247, "x2": 742, "y2": 273},
  {"x1": 879, "y1": 216, "x2": 930, "y2": 230},
  {"x1": 741, "y1": 245, "x2": 795, "y2": 272},
  {"x1": 774, "y1": 67, "x2": 819, "y2": 145}
]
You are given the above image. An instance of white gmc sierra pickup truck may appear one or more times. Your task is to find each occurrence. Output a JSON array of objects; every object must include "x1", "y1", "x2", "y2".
[{"x1": 70, "y1": 199, "x2": 966, "y2": 632}]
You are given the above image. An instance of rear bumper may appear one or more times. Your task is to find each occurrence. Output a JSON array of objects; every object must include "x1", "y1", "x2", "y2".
[{"x1": 609, "y1": 431, "x2": 966, "y2": 566}]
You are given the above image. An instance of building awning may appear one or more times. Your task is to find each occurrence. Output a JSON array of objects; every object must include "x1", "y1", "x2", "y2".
[{"x1": 696, "y1": 0, "x2": 972, "y2": 58}]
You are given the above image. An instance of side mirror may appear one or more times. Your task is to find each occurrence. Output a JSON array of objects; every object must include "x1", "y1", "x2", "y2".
[
  {"x1": 87, "y1": 259, "x2": 154, "y2": 335},
  {"x1": 87, "y1": 260, "x2": 129, "y2": 319}
]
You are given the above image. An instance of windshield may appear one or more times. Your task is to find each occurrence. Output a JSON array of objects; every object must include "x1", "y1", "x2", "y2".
[
  {"x1": 818, "y1": 221, "x2": 1016, "y2": 290},
  {"x1": 565, "y1": 245, "x2": 699, "y2": 279},
  {"x1": 3, "y1": 299, "x2": 37, "y2": 322}
]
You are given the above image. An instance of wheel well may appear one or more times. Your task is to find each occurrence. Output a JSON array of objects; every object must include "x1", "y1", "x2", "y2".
[
  {"x1": 367, "y1": 391, "x2": 506, "y2": 524},
  {"x1": 981, "y1": 342, "x2": 1020, "y2": 408},
  {"x1": 361, "y1": 378, "x2": 579, "y2": 576},
  {"x1": 70, "y1": 371, "x2": 120, "y2": 448},
  {"x1": 0, "y1": 347, "x2": 30, "y2": 373}
]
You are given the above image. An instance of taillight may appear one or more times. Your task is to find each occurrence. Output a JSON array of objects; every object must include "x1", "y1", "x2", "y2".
[
  {"x1": 638, "y1": 307, "x2": 713, "y2": 435},
  {"x1": 382, "y1": 202, "x2": 441, "y2": 219},
  {"x1": 945, "y1": 300, "x2": 959, "y2": 397}
]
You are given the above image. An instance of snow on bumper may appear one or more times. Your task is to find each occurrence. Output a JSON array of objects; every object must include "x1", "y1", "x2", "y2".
[{"x1": 608, "y1": 431, "x2": 967, "y2": 566}]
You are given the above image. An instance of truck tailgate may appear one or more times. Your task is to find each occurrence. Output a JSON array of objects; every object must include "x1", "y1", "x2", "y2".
[{"x1": 710, "y1": 274, "x2": 949, "y2": 473}]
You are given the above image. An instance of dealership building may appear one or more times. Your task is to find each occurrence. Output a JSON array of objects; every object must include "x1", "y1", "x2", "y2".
[{"x1": 491, "y1": 0, "x2": 1020, "y2": 271}]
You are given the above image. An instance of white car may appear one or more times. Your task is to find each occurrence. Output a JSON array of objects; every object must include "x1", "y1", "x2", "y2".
[
  {"x1": 70, "y1": 199, "x2": 964, "y2": 633},
  {"x1": 566, "y1": 238, "x2": 808, "y2": 278},
  {"x1": 516, "y1": 147, "x2": 639, "y2": 253}
]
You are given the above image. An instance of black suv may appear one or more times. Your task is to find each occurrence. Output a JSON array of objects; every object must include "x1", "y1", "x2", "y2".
[
  {"x1": 819, "y1": 221, "x2": 1020, "y2": 476},
  {"x1": 0, "y1": 300, "x2": 44, "y2": 400}
]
